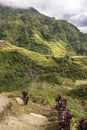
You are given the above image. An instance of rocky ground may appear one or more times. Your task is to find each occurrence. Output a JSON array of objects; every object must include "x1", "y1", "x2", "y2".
[{"x1": 0, "y1": 93, "x2": 58, "y2": 130}]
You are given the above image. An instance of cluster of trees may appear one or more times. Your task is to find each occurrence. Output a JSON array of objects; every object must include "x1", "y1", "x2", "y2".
[
  {"x1": 0, "y1": 5, "x2": 87, "y2": 55},
  {"x1": 0, "y1": 47, "x2": 87, "y2": 92},
  {"x1": 0, "y1": 50, "x2": 39, "y2": 91},
  {"x1": 52, "y1": 56, "x2": 87, "y2": 80}
]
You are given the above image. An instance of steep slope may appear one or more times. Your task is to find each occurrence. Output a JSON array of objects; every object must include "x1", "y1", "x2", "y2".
[
  {"x1": 0, "y1": 40, "x2": 57, "y2": 91},
  {"x1": 0, "y1": 40, "x2": 87, "y2": 92},
  {"x1": 0, "y1": 5, "x2": 87, "y2": 122},
  {"x1": 0, "y1": 5, "x2": 87, "y2": 55}
]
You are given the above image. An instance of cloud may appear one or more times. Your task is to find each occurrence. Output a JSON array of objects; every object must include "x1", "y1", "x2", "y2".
[
  {"x1": 78, "y1": 26, "x2": 87, "y2": 33},
  {"x1": 68, "y1": 13, "x2": 87, "y2": 27},
  {"x1": 0, "y1": 0, "x2": 87, "y2": 32},
  {"x1": 0, "y1": 0, "x2": 38, "y2": 8},
  {"x1": 39, "y1": 0, "x2": 83, "y2": 18}
]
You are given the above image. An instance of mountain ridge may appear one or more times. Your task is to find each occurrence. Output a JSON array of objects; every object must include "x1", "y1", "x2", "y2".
[
  {"x1": 0, "y1": 4, "x2": 39, "y2": 13},
  {"x1": 0, "y1": 5, "x2": 87, "y2": 55}
]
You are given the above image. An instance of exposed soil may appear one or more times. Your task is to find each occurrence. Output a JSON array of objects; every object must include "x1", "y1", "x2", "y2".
[{"x1": 0, "y1": 93, "x2": 58, "y2": 130}]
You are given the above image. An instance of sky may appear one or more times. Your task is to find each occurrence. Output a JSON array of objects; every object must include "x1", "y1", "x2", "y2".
[{"x1": 0, "y1": 0, "x2": 87, "y2": 33}]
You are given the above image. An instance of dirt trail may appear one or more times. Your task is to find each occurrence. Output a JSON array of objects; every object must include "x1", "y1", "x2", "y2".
[{"x1": 0, "y1": 94, "x2": 50, "y2": 130}]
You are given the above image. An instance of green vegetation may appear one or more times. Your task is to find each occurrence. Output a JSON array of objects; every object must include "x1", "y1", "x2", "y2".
[
  {"x1": 67, "y1": 97, "x2": 87, "y2": 118},
  {"x1": 71, "y1": 56, "x2": 87, "y2": 69},
  {"x1": 69, "y1": 84, "x2": 87, "y2": 100},
  {"x1": 52, "y1": 55, "x2": 87, "y2": 80},
  {"x1": 0, "y1": 5, "x2": 87, "y2": 56},
  {"x1": 25, "y1": 81, "x2": 87, "y2": 118},
  {"x1": 0, "y1": 5, "x2": 86, "y2": 119},
  {"x1": 0, "y1": 41, "x2": 86, "y2": 118},
  {"x1": 0, "y1": 41, "x2": 87, "y2": 93},
  {"x1": 67, "y1": 84, "x2": 87, "y2": 118}
]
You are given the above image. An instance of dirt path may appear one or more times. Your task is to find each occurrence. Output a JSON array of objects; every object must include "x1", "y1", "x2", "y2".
[
  {"x1": 0, "y1": 93, "x2": 58, "y2": 130},
  {"x1": 0, "y1": 94, "x2": 48, "y2": 130}
]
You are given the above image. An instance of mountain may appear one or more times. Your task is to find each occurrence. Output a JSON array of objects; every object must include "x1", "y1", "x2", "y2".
[
  {"x1": 0, "y1": 5, "x2": 87, "y2": 89},
  {"x1": 0, "y1": 5, "x2": 87, "y2": 120},
  {"x1": 0, "y1": 5, "x2": 86, "y2": 86},
  {"x1": 0, "y1": 5, "x2": 87, "y2": 56},
  {"x1": 0, "y1": 5, "x2": 39, "y2": 14}
]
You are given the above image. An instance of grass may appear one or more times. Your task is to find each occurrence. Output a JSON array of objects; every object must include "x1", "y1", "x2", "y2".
[
  {"x1": 28, "y1": 33, "x2": 67, "y2": 57},
  {"x1": 75, "y1": 80, "x2": 87, "y2": 86},
  {"x1": 27, "y1": 82, "x2": 61, "y2": 105},
  {"x1": 0, "y1": 40, "x2": 87, "y2": 119},
  {"x1": 72, "y1": 56, "x2": 87, "y2": 69},
  {"x1": 18, "y1": 48, "x2": 56, "y2": 66},
  {"x1": 21, "y1": 80, "x2": 87, "y2": 119},
  {"x1": 67, "y1": 97, "x2": 87, "y2": 118},
  {"x1": 69, "y1": 84, "x2": 87, "y2": 100},
  {"x1": 45, "y1": 41, "x2": 66, "y2": 57},
  {"x1": 0, "y1": 41, "x2": 57, "y2": 67}
]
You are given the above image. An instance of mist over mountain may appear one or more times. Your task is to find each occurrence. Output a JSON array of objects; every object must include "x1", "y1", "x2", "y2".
[{"x1": 0, "y1": 4, "x2": 39, "y2": 13}]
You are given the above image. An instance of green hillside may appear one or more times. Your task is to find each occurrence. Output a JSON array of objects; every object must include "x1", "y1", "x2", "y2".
[
  {"x1": 0, "y1": 5, "x2": 87, "y2": 56},
  {"x1": 0, "y1": 40, "x2": 87, "y2": 119},
  {"x1": 0, "y1": 5, "x2": 87, "y2": 120},
  {"x1": 0, "y1": 40, "x2": 87, "y2": 92}
]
